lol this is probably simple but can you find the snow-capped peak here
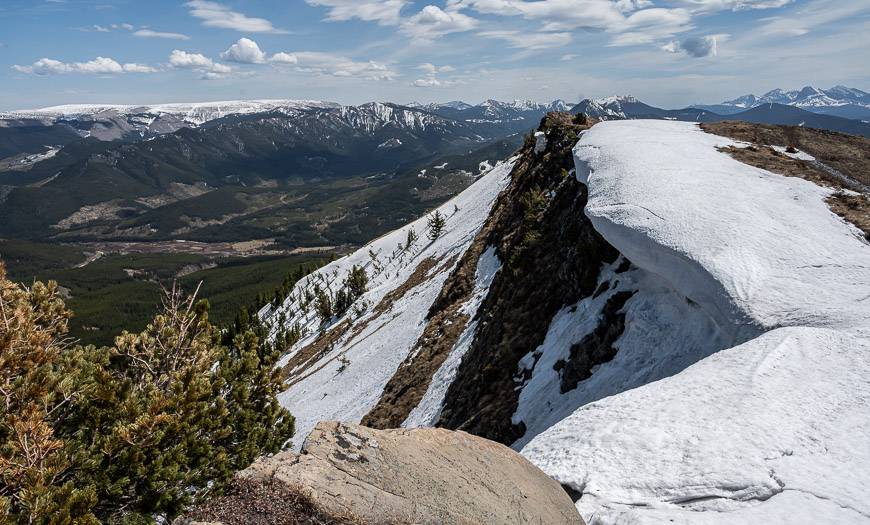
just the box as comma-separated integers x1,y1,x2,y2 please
718,85,870,111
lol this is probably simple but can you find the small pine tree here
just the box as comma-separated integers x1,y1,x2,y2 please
314,288,333,324
427,210,446,240
345,266,368,300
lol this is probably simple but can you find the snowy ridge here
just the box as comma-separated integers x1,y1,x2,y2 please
4,99,337,125
521,120,870,524
265,159,515,446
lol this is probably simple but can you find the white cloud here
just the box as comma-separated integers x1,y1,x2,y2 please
560,53,578,61
12,56,156,75
122,63,159,73
608,7,693,46
186,0,286,33
272,51,396,80
168,49,231,77
413,77,442,87
270,52,298,64
400,5,478,40
113,23,135,31
451,0,692,47
662,34,721,57
305,0,408,26
413,63,458,88
418,63,455,74
673,0,792,13
220,37,267,63
479,30,572,50
133,29,190,40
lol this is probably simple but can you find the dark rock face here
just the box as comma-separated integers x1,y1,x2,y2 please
436,113,619,444
555,290,635,394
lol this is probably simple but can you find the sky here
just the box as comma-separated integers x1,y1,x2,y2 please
0,0,868,111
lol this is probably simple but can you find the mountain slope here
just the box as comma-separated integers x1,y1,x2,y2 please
728,103,870,137
262,115,870,524
0,103,504,241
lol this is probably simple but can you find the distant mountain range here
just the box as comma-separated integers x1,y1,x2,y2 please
693,86,870,120
567,95,870,138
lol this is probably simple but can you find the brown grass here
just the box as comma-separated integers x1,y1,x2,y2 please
282,320,351,383
180,478,367,525
701,121,870,187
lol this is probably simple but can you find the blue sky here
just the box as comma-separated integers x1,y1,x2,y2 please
0,0,867,110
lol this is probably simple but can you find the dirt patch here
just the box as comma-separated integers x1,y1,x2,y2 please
828,192,870,239
436,113,620,444
180,477,364,525
282,320,351,384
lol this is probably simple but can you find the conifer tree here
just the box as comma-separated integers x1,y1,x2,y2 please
0,263,99,524
405,228,418,250
427,210,447,240
1,267,296,524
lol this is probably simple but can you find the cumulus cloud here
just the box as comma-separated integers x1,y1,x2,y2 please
662,34,722,57
413,63,458,88
13,57,154,74
12,57,157,75
133,29,190,40
220,37,267,63
186,0,286,33
168,49,232,77
479,30,572,50
400,5,478,40
305,0,408,26
270,52,298,64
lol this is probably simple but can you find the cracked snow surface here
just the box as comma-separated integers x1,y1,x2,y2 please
521,121,870,524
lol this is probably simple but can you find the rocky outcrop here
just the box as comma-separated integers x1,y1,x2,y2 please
437,113,618,444
187,421,584,525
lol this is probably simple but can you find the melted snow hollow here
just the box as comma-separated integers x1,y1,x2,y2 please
521,120,870,524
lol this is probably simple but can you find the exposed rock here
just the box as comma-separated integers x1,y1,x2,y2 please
229,421,585,525
438,113,617,444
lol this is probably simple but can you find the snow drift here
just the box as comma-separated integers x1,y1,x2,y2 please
522,120,870,524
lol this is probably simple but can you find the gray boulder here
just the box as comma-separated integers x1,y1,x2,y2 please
237,421,584,525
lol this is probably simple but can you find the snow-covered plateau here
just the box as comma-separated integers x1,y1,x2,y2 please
264,118,869,524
